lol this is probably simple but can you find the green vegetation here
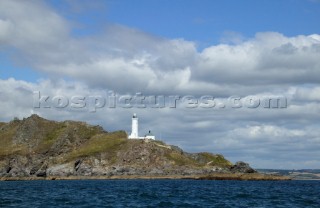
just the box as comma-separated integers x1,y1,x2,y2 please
43,123,67,143
76,124,102,140
0,115,235,172
199,152,233,167
36,122,104,154
0,123,21,157
165,152,233,167
0,122,7,128
152,140,166,145
166,152,199,166
67,131,128,160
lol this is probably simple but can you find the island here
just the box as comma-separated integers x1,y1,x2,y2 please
0,114,290,181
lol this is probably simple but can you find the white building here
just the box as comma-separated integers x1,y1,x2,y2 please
144,130,155,140
128,113,155,140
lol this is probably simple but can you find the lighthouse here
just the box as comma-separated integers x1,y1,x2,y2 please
128,113,139,139
128,113,155,140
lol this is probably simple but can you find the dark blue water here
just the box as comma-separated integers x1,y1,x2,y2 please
0,180,319,207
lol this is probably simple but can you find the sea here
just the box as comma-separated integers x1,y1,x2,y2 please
0,180,319,207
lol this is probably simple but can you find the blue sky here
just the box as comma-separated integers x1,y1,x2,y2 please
2,0,320,81
0,0,320,169
51,0,320,43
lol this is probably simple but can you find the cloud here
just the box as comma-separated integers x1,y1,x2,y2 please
195,32,320,86
0,0,319,169
293,86,320,101
1,1,320,96
220,31,245,44
0,0,69,48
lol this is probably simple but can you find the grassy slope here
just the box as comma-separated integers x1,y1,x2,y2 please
166,152,200,166
198,152,233,167
0,116,233,168
166,152,232,167
67,131,128,161
0,121,22,157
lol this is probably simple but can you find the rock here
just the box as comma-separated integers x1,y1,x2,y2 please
75,162,92,176
47,164,73,176
170,145,183,153
91,166,108,176
29,166,39,175
7,167,29,177
0,115,252,179
149,168,164,175
230,161,256,173
74,159,82,171
4,156,30,177
36,170,47,177
6,166,12,174
0,166,9,176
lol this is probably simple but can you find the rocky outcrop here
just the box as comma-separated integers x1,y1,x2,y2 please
229,161,257,173
0,115,267,180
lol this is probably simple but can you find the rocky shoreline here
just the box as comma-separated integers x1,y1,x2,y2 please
0,115,291,182
0,173,291,181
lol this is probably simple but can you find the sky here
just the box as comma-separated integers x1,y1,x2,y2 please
0,0,320,169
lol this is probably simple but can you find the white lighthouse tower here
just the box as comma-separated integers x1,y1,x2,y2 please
128,113,155,140
128,113,139,139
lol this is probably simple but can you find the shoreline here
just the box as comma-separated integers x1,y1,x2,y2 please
0,173,291,181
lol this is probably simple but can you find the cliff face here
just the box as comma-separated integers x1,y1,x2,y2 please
0,115,252,178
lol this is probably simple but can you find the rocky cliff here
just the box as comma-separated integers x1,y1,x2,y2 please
0,115,263,180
